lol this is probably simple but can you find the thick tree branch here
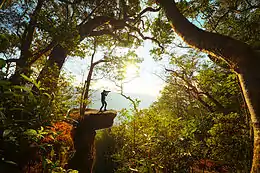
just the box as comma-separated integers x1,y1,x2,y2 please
194,93,215,112
158,0,256,70
93,59,108,66
16,7,29,39
90,40,97,65
199,91,225,110
79,6,162,41
31,41,57,65
78,0,106,26
21,0,44,53
134,7,161,19
79,16,115,39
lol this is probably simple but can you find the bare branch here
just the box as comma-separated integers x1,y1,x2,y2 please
126,24,164,50
118,83,139,113
135,7,161,19
210,10,230,32
166,68,226,112
152,72,167,82
90,40,97,65
93,59,108,66
5,59,19,63
171,42,191,49
128,34,141,44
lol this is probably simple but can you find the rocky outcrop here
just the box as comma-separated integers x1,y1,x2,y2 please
68,109,117,173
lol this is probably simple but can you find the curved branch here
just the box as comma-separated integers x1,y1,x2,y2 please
126,24,164,50
158,0,256,70
121,92,139,113
134,7,161,19
79,6,161,46
165,68,225,112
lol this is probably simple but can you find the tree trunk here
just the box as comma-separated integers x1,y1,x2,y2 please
10,0,44,85
33,44,67,94
34,16,111,94
80,65,94,116
238,66,260,172
80,57,107,116
158,0,260,171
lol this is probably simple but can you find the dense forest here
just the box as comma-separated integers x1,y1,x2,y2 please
0,0,259,172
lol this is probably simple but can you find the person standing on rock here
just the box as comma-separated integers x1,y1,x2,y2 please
100,90,110,111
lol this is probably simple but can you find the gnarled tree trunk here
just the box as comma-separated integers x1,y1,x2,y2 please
33,44,67,93
158,0,260,172
10,0,44,85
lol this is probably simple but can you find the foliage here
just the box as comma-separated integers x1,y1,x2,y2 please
94,52,252,172
0,72,77,171
0,0,257,172
94,129,117,173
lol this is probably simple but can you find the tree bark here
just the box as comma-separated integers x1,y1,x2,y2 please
33,44,67,93
158,0,260,171
80,58,107,116
80,65,94,116
10,0,44,85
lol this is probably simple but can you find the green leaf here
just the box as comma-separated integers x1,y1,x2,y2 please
24,129,37,136
0,58,6,69
3,129,12,138
43,92,51,99
20,74,33,83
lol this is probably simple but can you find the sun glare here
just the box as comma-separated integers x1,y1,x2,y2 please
125,64,139,79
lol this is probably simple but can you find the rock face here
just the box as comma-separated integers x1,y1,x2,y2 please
68,110,117,173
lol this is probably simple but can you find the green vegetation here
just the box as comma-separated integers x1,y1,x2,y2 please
0,0,259,172
95,52,252,172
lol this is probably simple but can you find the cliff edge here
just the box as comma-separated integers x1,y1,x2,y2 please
68,109,117,173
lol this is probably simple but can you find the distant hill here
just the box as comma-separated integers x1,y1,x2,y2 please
89,90,157,110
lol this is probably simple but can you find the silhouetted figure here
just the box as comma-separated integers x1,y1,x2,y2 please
100,90,110,111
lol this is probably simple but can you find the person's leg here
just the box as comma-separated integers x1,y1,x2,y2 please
104,101,107,111
100,101,104,111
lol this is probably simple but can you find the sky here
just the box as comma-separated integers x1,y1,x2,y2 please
63,40,170,109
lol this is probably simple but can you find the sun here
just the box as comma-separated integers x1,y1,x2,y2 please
125,64,139,79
